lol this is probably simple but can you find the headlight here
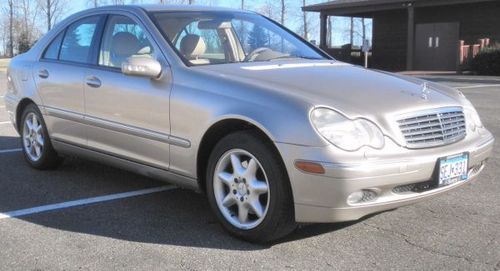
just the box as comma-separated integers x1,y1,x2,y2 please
310,108,385,151
465,107,483,131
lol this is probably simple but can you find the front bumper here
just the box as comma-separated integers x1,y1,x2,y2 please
276,131,495,223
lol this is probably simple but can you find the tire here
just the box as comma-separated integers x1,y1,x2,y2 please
206,130,296,243
20,103,62,169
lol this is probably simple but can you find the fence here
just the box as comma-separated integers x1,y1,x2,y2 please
459,38,490,66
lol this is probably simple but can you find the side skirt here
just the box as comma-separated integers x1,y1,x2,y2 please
52,140,200,191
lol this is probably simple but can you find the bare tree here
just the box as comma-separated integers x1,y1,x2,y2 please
361,17,366,43
0,21,6,57
7,0,15,57
19,0,40,45
302,0,308,40
38,0,67,31
0,19,6,56
90,0,96,7
89,0,102,7
109,0,126,4
350,18,372,46
158,0,196,4
258,1,275,21
1,0,38,57
349,17,354,46
280,0,285,25
327,16,332,48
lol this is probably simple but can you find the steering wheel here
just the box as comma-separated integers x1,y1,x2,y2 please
244,47,272,62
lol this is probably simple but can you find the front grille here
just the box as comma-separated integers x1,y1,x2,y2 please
393,181,435,194
398,108,466,148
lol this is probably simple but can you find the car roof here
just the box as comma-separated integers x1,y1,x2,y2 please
89,4,254,14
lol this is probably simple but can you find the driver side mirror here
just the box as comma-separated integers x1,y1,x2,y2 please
121,57,162,79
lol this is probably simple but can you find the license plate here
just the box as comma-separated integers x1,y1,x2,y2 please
438,153,469,186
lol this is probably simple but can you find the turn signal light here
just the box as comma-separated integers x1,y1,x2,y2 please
294,161,325,174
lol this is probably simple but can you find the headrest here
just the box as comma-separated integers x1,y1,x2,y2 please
180,34,206,59
111,32,141,56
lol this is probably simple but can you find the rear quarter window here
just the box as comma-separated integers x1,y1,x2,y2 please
43,32,64,60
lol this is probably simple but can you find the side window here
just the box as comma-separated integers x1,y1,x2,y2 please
43,32,64,60
99,15,154,68
60,16,100,64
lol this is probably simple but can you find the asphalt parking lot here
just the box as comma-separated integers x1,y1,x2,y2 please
0,72,499,270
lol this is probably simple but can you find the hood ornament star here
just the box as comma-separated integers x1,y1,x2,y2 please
421,82,431,100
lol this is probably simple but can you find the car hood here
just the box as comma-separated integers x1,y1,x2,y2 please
195,60,467,137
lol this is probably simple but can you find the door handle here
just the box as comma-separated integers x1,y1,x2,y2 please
85,76,101,88
38,69,49,79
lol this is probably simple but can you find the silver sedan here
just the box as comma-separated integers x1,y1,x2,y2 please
4,5,494,242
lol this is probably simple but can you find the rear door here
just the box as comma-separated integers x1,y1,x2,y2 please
34,15,104,145
83,13,172,169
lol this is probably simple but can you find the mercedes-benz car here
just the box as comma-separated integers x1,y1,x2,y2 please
4,5,494,242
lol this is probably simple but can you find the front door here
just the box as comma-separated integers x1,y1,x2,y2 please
415,22,459,71
84,14,172,170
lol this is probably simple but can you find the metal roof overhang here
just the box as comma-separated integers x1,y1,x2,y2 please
302,0,497,16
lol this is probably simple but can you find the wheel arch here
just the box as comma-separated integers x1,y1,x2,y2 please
15,98,37,132
196,117,287,194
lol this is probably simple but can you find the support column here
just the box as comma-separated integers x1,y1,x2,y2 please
406,5,415,70
320,12,327,49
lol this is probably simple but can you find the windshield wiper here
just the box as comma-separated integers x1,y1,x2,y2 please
268,55,323,61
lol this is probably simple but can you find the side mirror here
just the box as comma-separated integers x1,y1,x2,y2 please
121,57,162,79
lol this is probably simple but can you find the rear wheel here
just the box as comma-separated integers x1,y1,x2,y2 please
206,131,296,242
20,104,62,169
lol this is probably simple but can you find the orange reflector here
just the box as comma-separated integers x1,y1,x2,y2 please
294,161,325,174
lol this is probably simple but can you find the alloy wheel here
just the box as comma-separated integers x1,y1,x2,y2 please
22,112,45,162
213,149,270,230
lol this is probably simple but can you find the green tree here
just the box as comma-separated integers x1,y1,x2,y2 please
17,31,32,54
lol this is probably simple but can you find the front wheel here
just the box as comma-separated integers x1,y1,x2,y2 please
206,131,296,242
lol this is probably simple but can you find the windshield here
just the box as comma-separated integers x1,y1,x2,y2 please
150,11,328,66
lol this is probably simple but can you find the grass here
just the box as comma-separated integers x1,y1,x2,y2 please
0,58,11,72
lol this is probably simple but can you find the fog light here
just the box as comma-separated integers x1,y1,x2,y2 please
347,190,378,204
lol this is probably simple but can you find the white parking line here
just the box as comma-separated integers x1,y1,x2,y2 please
0,185,176,220
457,84,500,89
0,148,22,154
0,121,12,125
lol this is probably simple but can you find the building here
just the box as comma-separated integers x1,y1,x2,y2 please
303,0,500,71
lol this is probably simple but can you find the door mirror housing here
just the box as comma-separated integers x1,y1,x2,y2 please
121,57,162,79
